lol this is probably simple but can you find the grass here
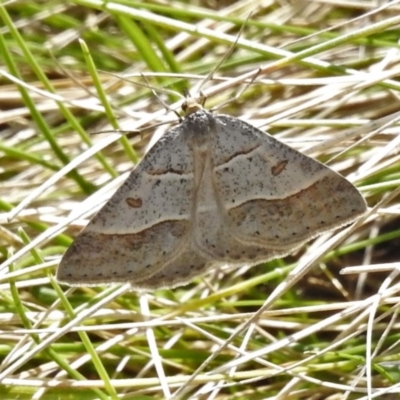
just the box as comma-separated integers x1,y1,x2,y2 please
1,0,400,399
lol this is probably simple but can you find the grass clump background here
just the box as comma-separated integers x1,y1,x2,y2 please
1,0,400,399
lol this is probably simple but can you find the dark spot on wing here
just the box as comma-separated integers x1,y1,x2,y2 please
126,197,143,208
271,160,288,176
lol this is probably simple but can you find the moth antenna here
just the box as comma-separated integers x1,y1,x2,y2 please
100,69,185,99
139,72,183,121
92,70,188,136
196,12,253,98
210,68,262,113
100,69,185,121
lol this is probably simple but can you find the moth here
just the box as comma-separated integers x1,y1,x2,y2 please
57,99,367,290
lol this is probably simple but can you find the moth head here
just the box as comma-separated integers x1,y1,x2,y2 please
181,89,206,116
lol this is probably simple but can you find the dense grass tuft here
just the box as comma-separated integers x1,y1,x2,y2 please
1,1,400,399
